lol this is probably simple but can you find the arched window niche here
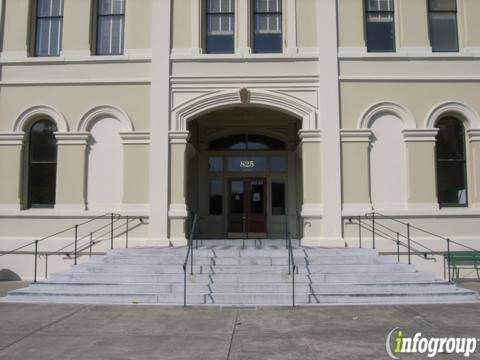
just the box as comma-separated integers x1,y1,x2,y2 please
435,116,468,207
27,119,58,208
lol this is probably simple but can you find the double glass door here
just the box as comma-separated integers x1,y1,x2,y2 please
228,178,266,236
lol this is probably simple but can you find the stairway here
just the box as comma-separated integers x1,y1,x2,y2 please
2,243,478,305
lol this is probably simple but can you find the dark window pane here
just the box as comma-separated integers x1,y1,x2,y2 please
435,117,467,207
96,0,124,55
209,179,223,215
366,0,394,11
270,156,286,171
247,134,285,150
28,119,58,207
209,135,246,150
230,181,244,214
366,15,395,52
208,134,285,150
253,0,282,53
436,118,465,160
428,0,456,11
250,180,264,214
208,157,223,172
429,13,458,52
205,0,234,53
35,0,63,56
271,181,285,215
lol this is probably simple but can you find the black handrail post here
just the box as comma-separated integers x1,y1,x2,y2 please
45,255,48,279
447,238,451,282
407,223,411,265
242,214,246,249
372,213,376,249
183,264,187,307
110,213,114,250
34,240,38,283
358,216,362,248
285,215,288,249
74,224,78,265
292,264,296,308
126,215,129,249
288,240,291,275
190,239,194,276
396,232,400,263
89,232,93,257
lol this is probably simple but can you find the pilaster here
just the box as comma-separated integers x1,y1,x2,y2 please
467,129,480,207
0,133,24,211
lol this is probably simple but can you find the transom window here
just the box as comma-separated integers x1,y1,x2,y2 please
96,0,125,55
205,0,235,54
35,0,63,57
27,119,58,208
208,134,285,151
365,0,395,52
253,0,283,53
435,117,467,207
428,0,458,52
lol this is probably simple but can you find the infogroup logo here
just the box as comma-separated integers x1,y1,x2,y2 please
386,327,478,359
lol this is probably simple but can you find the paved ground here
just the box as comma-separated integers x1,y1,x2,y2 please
0,281,479,360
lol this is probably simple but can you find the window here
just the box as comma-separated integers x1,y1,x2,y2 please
208,157,224,172
208,134,285,151
35,0,63,56
27,119,58,208
435,117,467,207
253,0,282,53
271,180,285,215
205,0,235,54
365,0,395,52
209,179,224,215
428,0,458,52
96,0,125,55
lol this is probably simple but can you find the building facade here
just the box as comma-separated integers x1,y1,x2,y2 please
1,0,480,278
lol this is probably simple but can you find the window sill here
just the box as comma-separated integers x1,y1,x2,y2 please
170,48,319,61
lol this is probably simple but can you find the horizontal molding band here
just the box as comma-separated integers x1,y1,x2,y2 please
171,75,319,85
0,78,151,86
340,75,480,82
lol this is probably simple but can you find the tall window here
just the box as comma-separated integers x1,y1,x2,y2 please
435,117,467,207
27,120,58,208
96,0,125,55
253,0,282,53
35,0,63,56
428,0,458,52
365,0,395,52
205,0,235,54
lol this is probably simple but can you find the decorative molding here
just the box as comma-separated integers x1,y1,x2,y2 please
0,78,151,86
340,129,372,143
172,89,317,131
60,50,91,58
342,203,372,213
359,102,416,129
54,132,90,145
298,129,321,143
340,75,480,82
122,48,153,58
467,129,480,142
0,132,24,145
54,204,87,211
338,52,480,60
78,105,134,132
168,203,188,218
171,48,203,57
402,129,439,142
239,88,250,104
168,130,190,144
0,54,151,65
14,105,69,132
425,101,480,129
300,204,323,218
119,132,151,145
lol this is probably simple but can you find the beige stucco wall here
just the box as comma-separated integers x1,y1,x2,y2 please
341,142,370,205
172,0,191,49
125,0,152,51
463,0,480,48
0,143,22,206
62,0,91,53
55,144,87,206
0,85,150,131
397,0,429,49
296,0,317,48
404,141,437,204
340,81,480,129
337,0,365,48
123,144,150,204
2,0,29,54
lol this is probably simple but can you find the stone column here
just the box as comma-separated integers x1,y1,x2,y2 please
61,0,91,57
340,130,372,213
298,130,322,246
168,131,190,245
0,133,24,210
397,0,431,54
402,129,439,211
54,133,90,211
120,132,150,211
467,129,480,207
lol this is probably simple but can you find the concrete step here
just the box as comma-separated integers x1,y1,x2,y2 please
211,293,309,305
49,272,212,284
311,272,436,283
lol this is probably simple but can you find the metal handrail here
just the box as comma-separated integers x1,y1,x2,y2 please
183,212,198,307
287,230,296,308
356,212,480,282
0,213,147,282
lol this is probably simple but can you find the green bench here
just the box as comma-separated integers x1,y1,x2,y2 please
444,251,480,282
